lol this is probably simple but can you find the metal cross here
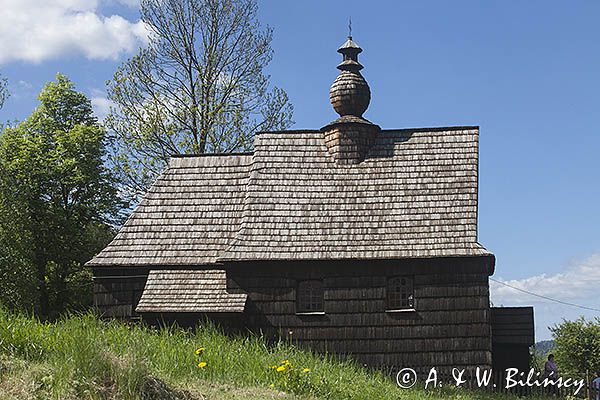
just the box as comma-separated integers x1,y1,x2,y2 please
348,17,352,38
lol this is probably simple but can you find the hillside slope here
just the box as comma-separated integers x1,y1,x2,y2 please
0,310,552,400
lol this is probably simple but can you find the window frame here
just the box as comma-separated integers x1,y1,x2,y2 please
385,276,415,312
296,280,325,315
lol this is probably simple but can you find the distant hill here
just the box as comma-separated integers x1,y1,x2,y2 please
534,340,555,356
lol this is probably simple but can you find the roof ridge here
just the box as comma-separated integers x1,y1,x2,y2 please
170,151,254,158
381,126,479,133
254,126,480,136
255,129,321,135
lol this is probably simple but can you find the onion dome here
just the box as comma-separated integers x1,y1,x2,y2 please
321,35,380,165
329,36,371,117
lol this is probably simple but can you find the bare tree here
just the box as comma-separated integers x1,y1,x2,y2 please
0,74,8,110
107,0,293,196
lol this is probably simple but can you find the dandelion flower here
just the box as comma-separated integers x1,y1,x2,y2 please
195,347,205,355
270,365,277,369
302,368,310,373
198,361,207,369
276,366,286,373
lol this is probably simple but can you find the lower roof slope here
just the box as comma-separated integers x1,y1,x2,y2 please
135,269,247,313
87,155,252,267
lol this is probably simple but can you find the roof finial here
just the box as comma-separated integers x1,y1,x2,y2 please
336,34,363,72
348,17,352,39
330,35,370,117
323,35,379,164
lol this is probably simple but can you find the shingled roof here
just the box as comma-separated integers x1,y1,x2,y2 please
87,126,491,267
87,154,252,267
135,270,247,313
221,127,490,261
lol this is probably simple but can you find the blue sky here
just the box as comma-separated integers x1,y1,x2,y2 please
1,1,599,340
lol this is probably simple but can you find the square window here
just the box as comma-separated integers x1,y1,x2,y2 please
386,276,414,310
297,280,324,313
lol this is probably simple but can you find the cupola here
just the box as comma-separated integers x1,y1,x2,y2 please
321,35,380,165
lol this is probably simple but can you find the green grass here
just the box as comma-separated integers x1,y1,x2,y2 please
0,309,556,400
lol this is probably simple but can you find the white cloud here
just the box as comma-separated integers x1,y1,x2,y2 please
17,80,33,89
113,0,140,7
90,88,113,121
0,0,148,64
491,253,600,304
490,253,600,340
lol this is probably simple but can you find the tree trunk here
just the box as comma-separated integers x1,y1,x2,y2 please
35,252,49,319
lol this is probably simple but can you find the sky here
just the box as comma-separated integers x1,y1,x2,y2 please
0,0,599,341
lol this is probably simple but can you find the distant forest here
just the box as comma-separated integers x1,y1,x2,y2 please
534,340,555,356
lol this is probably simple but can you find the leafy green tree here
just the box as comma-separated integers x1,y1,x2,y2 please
107,0,293,196
551,317,600,377
0,197,37,312
0,74,122,317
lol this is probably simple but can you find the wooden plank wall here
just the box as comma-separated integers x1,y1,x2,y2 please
227,257,493,371
490,307,534,373
491,307,534,345
92,267,149,319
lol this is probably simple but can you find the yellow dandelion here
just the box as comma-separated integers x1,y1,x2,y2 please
197,361,207,369
270,365,277,369
195,347,205,355
302,368,310,373
276,366,286,373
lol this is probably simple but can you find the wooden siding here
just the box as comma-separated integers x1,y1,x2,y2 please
491,307,534,345
227,257,492,370
93,268,149,319
94,258,496,371
490,307,534,373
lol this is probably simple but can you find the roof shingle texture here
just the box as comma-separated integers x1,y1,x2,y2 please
135,269,247,313
88,127,491,267
220,128,490,261
87,155,252,266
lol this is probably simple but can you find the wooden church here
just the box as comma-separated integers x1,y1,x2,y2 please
88,36,534,372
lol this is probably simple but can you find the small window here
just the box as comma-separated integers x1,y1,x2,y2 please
386,276,414,310
297,280,324,313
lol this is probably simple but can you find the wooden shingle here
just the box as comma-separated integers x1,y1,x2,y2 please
135,269,247,313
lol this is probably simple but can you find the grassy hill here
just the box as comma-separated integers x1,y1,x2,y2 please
0,309,554,400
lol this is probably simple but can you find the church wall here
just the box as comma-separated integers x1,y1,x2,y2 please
91,257,495,372
92,267,149,319
227,257,494,371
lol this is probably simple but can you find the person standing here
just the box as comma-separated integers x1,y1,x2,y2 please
544,354,559,377
592,372,600,400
